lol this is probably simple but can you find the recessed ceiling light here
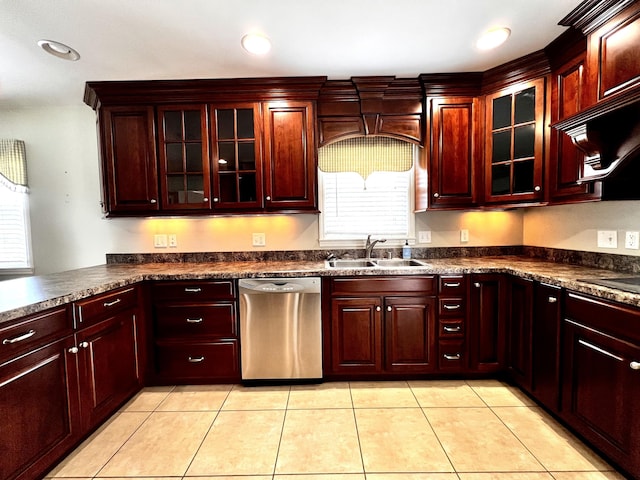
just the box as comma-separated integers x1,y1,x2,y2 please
37,39,80,61
241,33,271,55
476,27,511,50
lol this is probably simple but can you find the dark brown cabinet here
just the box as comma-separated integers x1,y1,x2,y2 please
562,291,640,478
437,275,468,372
506,276,534,391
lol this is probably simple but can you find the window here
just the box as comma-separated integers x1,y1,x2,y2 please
318,137,415,247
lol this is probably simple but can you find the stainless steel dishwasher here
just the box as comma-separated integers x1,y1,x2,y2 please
238,277,322,381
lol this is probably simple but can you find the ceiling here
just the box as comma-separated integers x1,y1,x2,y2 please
0,0,585,109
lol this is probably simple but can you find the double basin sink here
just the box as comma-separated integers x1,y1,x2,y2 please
326,258,431,269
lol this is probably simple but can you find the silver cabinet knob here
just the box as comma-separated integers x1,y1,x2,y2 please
534,186,541,192
213,197,219,202
266,196,271,201
433,193,440,198
68,346,79,354
631,361,640,370
474,282,480,288
387,306,392,312
150,199,157,204
203,197,209,202
376,306,381,312
79,341,89,348
548,296,557,303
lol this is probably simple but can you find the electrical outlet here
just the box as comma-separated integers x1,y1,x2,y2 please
597,230,618,249
418,230,432,243
625,231,640,250
168,234,177,248
252,233,266,247
460,229,469,243
153,234,168,248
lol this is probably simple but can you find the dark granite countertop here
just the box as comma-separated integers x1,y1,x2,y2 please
1,256,640,325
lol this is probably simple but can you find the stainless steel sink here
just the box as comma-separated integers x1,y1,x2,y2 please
326,259,377,268
374,258,429,267
325,258,430,269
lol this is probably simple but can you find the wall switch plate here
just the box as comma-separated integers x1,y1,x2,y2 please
597,230,618,249
418,230,432,243
252,232,266,247
460,229,469,243
153,234,168,248
625,231,640,250
168,234,177,248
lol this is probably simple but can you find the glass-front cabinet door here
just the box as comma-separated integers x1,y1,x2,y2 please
210,103,263,210
157,105,211,210
484,78,545,204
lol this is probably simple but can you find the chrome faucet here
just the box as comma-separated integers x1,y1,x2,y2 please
365,234,387,259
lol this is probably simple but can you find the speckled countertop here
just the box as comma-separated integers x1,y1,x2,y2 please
1,256,640,325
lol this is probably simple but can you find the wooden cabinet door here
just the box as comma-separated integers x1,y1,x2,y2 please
100,106,159,214
427,97,481,208
0,336,80,480
507,277,534,391
562,318,640,478
469,274,507,372
484,78,545,204
157,105,211,210
263,101,317,210
531,283,561,412
330,297,383,374
76,310,140,430
384,296,436,373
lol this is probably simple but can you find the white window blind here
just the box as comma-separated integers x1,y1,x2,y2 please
0,176,32,271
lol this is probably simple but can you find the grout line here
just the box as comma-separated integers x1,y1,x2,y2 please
271,385,292,478
349,381,368,476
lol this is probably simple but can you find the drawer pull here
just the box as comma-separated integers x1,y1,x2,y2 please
630,361,640,370
443,325,461,333
443,304,461,310
443,353,461,360
578,339,624,362
103,298,121,308
184,287,202,293
186,317,204,324
188,356,205,363
3,329,36,345
443,282,461,288
548,296,557,303
68,346,79,354
79,341,89,348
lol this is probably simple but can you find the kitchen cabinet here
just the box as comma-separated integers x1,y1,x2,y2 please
468,274,507,372
437,275,468,372
151,280,240,383
506,276,534,391
0,307,79,480
484,78,546,204
562,291,640,479
99,106,159,214
324,276,437,377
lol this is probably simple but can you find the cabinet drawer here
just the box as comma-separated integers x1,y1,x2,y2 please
439,319,464,338
439,340,467,371
331,276,436,296
152,281,235,302
439,275,467,295
439,298,465,316
155,341,239,381
74,286,138,328
0,307,71,363
155,304,237,338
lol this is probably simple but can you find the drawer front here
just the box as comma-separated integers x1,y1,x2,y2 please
155,341,239,381
74,286,138,328
439,298,465,317
439,275,467,295
0,307,71,363
439,340,467,371
439,319,464,338
331,276,436,296
155,304,237,338
152,281,236,302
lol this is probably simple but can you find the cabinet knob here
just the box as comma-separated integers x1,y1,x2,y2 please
150,199,157,204
68,346,79,354
79,341,89,348
266,196,271,201
376,306,381,312
387,306,392,312
534,186,541,192
213,197,219,203
433,193,440,198
203,197,209,202
548,296,557,303
631,361,640,370
474,282,481,288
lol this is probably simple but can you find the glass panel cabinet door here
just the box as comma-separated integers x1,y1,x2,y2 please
157,105,210,210
210,103,263,210
485,79,545,204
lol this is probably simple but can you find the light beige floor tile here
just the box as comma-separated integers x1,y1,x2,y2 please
367,474,460,480
458,474,554,479
550,473,628,480
356,408,453,473
187,409,285,475
408,380,485,407
466,380,535,407
276,409,363,474
350,381,418,408
47,412,149,477
156,384,232,411
493,406,612,472
288,381,353,409
425,407,544,472
97,411,215,477
121,386,175,411
221,384,290,410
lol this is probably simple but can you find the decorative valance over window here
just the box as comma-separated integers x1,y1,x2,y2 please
0,139,28,187
318,136,413,180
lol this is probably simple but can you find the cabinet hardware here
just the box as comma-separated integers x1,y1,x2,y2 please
186,318,204,323
443,304,461,310
150,199,157,204
184,287,202,293
631,361,640,370
376,306,381,312
213,197,219,202
203,197,209,202
443,282,461,287
103,298,121,307
79,341,89,348
2,329,36,345
474,282,480,288
387,306,392,312
188,356,205,363
578,339,624,361
534,186,541,192
266,196,271,201
548,296,557,303
433,192,439,198
68,346,79,354
443,353,461,360
443,325,461,332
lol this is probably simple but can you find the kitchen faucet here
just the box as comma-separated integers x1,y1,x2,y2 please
365,234,387,259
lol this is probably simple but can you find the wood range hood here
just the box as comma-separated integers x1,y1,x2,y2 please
553,0,640,184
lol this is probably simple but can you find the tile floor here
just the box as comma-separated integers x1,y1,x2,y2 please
46,379,628,480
